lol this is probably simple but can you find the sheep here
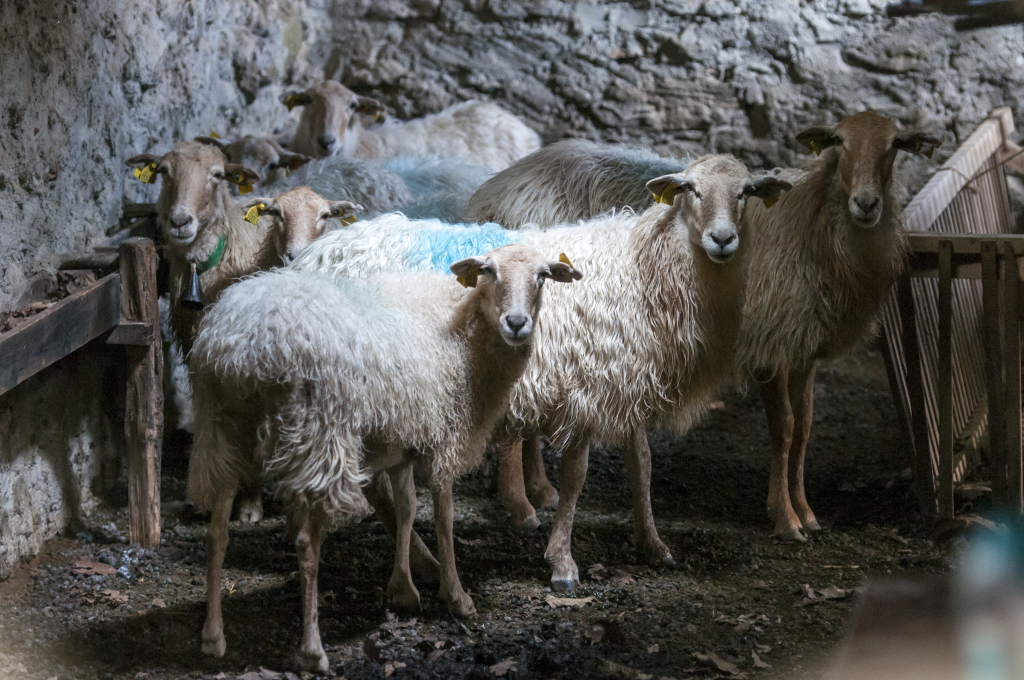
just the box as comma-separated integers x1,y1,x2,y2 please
282,80,541,171
187,246,582,671
735,111,940,542
290,155,792,590
193,135,312,185
465,138,688,227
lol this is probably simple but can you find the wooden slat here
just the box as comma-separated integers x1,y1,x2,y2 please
981,242,1006,505
908,232,1024,255
896,277,935,515
1004,241,1023,515
0,274,121,397
58,252,120,272
937,240,954,519
106,322,156,346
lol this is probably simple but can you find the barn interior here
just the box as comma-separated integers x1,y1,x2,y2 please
3,1,1024,679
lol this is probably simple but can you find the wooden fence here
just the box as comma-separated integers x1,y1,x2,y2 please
880,107,1024,519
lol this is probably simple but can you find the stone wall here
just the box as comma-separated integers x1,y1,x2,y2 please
1,0,1022,577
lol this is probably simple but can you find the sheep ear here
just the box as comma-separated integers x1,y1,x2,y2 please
355,96,386,121
450,256,487,288
646,174,692,206
126,154,163,184
329,201,361,225
795,126,842,156
744,176,793,209
126,153,162,168
546,259,583,283
194,136,228,150
893,131,941,160
278,151,312,171
223,164,260,194
280,90,313,111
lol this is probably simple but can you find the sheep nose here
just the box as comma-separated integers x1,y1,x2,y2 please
710,231,736,248
318,134,336,149
505,313,529,334
854,195,880,214
169,208,193,229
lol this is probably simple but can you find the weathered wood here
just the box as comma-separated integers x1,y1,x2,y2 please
119,238,163,548
0,274,121,397
897,277,935,516
1003,241,1023,515
121,203,158,220
908,232,1024,255
106,322,156,346
58,251,120,272
981,242,1006,505
937,240,954,520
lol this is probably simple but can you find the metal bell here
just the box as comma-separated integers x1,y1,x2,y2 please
179,262,204,310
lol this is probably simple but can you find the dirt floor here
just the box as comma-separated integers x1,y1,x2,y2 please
0,346,967,680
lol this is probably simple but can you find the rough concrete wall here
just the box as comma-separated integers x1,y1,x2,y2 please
1,0,1023,576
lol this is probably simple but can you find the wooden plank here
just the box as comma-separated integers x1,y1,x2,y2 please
58,252,120,272
981,242,1006,505
1004,241,1023,516
106,322,155,346
908,232,1024,255
897,277,935,516
119,238,163,548
937,240,954,520
0,274,121,397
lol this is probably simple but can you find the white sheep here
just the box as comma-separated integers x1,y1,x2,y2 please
187,246,581,671
194,134,312,185
736,111,940,542
465,138,689,227
290,155,792,591
282,80,541,171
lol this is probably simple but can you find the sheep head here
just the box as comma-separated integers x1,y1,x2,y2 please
281,80,386,158
127,142,259,249
795,110,940,227
195,135,311,185
240,187,360,264
647,155,791,264
450,244,582,347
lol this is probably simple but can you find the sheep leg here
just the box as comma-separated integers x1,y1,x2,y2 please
523,435,559,509
364,471,440,582
497,438,541,529
623,428,675,566
386,462,422,613
201,493,235,658
760,373,806,542
544,439,589,592
432,486,477,617
788,363,820,532
293,501,330,673
236,480,264,523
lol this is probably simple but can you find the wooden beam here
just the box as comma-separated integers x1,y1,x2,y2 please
908,232,1024,255
897,276,936,517
58,251,120,272
119,238,163,548
981,242,1007,506
1003,241,1023,516
106,322,156,346
0,274,120,397
937,240,954,520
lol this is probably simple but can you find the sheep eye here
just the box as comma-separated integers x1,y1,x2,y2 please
320,213,331,220
349,102,358,110
267,162,278,170
213,170,225,179
479,265,493,275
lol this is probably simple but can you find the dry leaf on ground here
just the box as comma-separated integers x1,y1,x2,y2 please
545,594,594,609
364,632,383,662
647,644,659,654
752,650,771,668
490,658,517,676
693,651,742,676
598,658,653,679
72,560,117,577
150,598,166,608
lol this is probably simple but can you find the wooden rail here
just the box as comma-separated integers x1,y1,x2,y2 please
880,107,1023,518
0,232,163,547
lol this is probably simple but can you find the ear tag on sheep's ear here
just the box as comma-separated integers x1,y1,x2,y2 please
654,185,676,205
559,252,575,269
762,196,779,209
231,172,254,195
209,131,221,139
243,203,265,224
282,94,304,111
134,162,157,184
339,215,357,226
456,268,479,288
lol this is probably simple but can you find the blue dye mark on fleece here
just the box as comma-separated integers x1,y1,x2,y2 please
406,222,521,272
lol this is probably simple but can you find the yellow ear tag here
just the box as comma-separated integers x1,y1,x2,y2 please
923,148,934,159
134,162,157,184
762,196,779,209
655,185,676,205
244,203,265,224
283,94,303,111
209,131,222,139
238,182,254,195
375,112,384,123
559,252,575,268
809,139,822,157
339,215,357,226
456,275,468,287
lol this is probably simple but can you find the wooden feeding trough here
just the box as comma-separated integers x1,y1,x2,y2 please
0,210,164,548
880,107,1024,519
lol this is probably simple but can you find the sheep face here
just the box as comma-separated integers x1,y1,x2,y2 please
450,244,582,347
241,187,360,264
647,156,792,264
195,135,311,185
128,142,259,248
282,80,386,157
795,111,940,228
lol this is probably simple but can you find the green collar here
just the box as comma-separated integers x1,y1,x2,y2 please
193,236,227,273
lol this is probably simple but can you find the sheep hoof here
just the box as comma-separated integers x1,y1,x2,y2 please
550,576,579,593
774,526,808,543
389,587,422,614
296,649,330,674
411,555,441,584
528,485,559,509
201,633,226,658
237,499,263,524
445,593,477,618
801,517,822,532
517,512,542,531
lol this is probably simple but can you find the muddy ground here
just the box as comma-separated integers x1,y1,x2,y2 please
0,346,966,680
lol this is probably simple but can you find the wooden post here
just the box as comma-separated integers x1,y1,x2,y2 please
119,238,163,547
1003,242,1023,515
981,242,1006,506
937,239,954,520
897,276,935,517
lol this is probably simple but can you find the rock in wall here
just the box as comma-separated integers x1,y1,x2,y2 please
1,0,1022,575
